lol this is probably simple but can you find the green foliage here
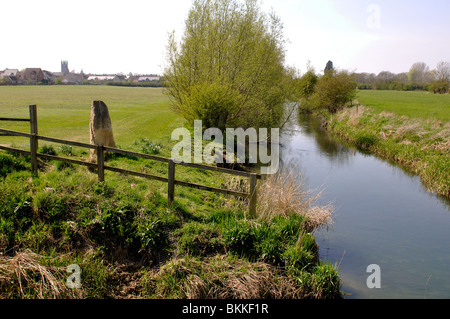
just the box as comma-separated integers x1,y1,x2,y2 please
222,214,307,266
165,0,293,129
309,70,356,113
298,70,318,100
428,80,449,94
311,263,342,298
181,82,241,130
283,245,315,274
174,222,223,256
354,131,378,149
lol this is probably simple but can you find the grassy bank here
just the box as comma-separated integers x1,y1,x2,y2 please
0,86,342,299
322,90,450,198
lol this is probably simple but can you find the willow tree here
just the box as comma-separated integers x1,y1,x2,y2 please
164,0,293,131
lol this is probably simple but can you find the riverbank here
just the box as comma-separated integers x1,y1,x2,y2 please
319,98,449,198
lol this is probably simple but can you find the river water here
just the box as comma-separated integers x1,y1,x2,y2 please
279,114,450,299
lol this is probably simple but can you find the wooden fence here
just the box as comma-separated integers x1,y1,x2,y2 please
0,105,260,216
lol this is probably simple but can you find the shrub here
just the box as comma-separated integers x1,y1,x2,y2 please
310,70,356,113
428,80,449,94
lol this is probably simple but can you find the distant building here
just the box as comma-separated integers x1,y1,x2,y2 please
324,60,334,73
42,70,57,85
0,69,19,85
18,68,45,84
61,73,84,85
138,75,160,82
1,69,19,77
61,61,69,75
87,75,118,82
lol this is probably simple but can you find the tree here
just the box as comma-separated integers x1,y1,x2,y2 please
164,0,292,131
435,61,450,82
297,66,318,100
408,62,430,84
309,70,356,113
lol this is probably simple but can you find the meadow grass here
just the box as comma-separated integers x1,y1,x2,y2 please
357,90,450,122
0,85,184,151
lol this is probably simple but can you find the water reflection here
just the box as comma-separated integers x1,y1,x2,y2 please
278,112,450,299
281,113,353,168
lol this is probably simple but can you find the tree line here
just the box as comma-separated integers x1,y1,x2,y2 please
354,61,450,94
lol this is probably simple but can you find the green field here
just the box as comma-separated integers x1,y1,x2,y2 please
0,85,184,150
356,90,450,122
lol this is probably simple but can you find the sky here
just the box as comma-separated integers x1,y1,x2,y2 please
1,0,449,75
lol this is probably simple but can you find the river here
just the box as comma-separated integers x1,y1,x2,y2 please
279,114,450,299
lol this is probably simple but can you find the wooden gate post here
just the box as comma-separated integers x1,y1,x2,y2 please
29,105,38,176
168,159,175,207
249,173,257,218
97,145,105,182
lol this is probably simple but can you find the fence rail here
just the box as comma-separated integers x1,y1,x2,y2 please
0,105,260,216
0,115,31,136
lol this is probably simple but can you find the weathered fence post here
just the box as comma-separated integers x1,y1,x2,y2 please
97,145,105,182
249,173,257,218
29,105,38,176
168,159,175,207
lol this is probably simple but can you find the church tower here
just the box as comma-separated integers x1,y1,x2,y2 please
61,61,69,75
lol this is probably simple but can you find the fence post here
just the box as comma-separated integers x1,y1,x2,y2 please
168,159,175,207
249,173,257,218
97,145,105,182
29,105,38,176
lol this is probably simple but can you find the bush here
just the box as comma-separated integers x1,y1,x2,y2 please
298,71,318,100
429,80,449,94
307,70,356,113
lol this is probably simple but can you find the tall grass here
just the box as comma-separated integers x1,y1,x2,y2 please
256,166,333,231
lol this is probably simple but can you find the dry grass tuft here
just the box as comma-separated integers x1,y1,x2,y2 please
149,255,311,299
337,104,366,126
256,166,333,230
0,249,82,299
395,121,426,139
